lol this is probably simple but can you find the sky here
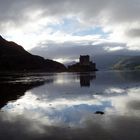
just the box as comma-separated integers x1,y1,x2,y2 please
0,0,140,62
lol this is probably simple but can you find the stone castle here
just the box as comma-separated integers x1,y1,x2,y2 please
68,55,97,72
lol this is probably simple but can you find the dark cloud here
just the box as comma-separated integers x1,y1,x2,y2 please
1,0,140,28
126,28,140,38
30,41,127,60
105,0,140,23
0,1,28,24
1,0,140,56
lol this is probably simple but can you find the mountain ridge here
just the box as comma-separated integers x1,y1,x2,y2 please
0,35,66,72
113,56,140,70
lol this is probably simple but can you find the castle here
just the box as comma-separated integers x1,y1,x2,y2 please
80,55,90,65
68,55,97,72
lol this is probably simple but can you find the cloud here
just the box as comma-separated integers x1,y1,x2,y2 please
1,78,140,140
30,41,128,61
0,0,140,57
104,46,124,52
126,28,140,38
0,0,140,25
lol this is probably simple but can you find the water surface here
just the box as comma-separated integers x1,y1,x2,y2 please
0,71,140,140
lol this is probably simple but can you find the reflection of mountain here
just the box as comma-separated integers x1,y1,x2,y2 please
80,73,96,87
0,81,45,109
116,71,140,82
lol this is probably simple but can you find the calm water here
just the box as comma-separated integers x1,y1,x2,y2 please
0,71,140,140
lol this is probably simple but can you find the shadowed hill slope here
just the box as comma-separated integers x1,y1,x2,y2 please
113,56,140,70
0,36,66,72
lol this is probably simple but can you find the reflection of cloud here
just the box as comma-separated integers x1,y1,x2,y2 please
105,87,140,117
127,100,140,110
105,88,126,94
1,72,140,140
1,83,140,139
1,104,140,140
3,85,140,126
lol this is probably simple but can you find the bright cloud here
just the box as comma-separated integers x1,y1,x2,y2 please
0,0,140,60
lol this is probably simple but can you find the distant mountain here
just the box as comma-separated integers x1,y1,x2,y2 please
91,54,131,70
113,56,140,70
0,35,66,72
64,61,77,67
91,54,140,70
91,54,123,70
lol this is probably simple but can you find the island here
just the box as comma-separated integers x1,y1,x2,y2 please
68,55,98,72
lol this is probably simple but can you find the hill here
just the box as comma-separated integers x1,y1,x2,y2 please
0,35,66,72
92,54,123,70
91,54,140,70
113,56,140,70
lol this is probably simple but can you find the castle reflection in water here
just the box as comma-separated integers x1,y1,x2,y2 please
79,73,96,87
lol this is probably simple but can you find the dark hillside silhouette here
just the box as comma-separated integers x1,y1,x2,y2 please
0,35,66,72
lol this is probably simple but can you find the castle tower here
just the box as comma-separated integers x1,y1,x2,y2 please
79,55,90,65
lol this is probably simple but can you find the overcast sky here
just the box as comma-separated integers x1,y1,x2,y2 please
0,0,140,62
